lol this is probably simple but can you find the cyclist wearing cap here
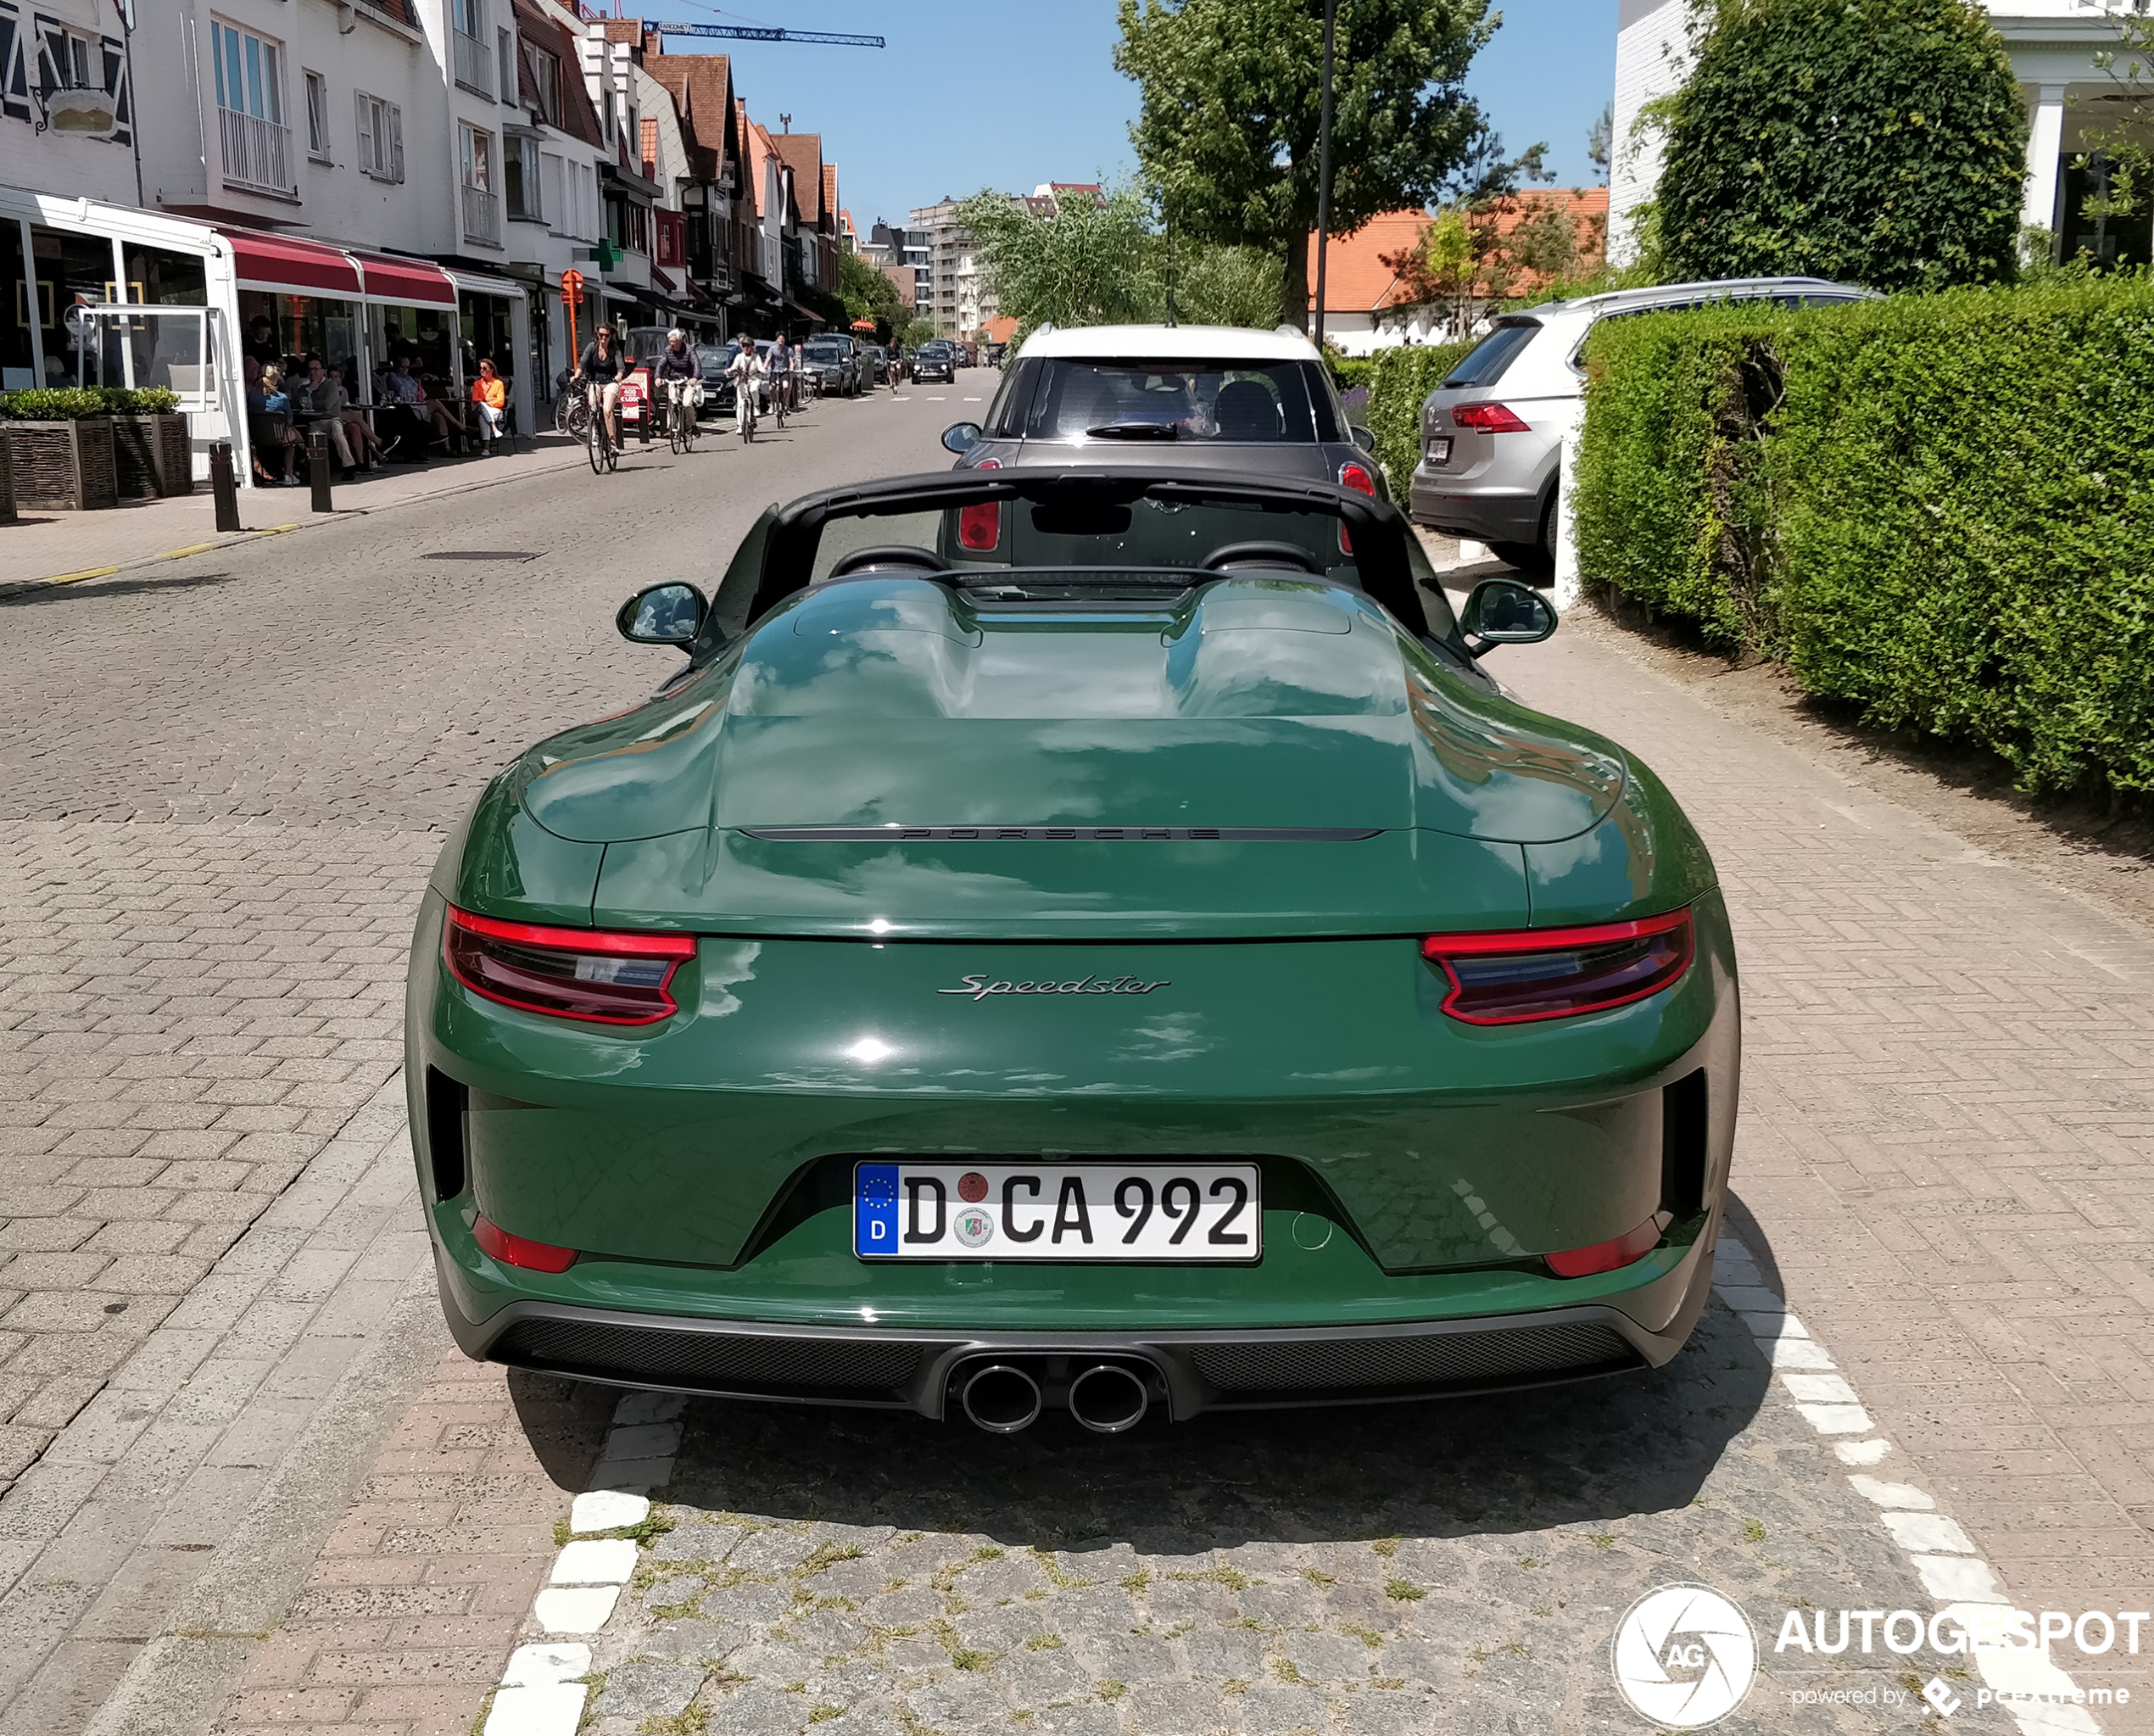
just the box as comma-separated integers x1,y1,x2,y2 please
653,328,700,439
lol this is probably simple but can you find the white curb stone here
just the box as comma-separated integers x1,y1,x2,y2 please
500,1643,591,1685
1793,1402,1873,1434
571,1490,650,1533
532,1586,622,1633
550,1538,639,1584
482,1683,587,1736
1847,1476,1934,1510
1909,1552,2007,1603
1833,1438,1893,1466
1881,1512,1976,1555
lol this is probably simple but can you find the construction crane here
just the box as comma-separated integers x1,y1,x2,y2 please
636,19,884,48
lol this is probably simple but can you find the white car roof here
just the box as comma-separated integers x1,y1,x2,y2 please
1014,323,1323,363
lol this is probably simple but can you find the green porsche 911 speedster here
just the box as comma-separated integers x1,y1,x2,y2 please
404,465,1738,1435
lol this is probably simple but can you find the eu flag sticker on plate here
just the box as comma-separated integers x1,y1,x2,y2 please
855,1163,901,1257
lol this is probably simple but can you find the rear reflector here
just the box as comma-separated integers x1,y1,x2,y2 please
959,457,1002,550
1453,402,1531,433
1545,1218,1661,1278
1420,909,1694,1024
444,906,695,1026
473,1213,578,1273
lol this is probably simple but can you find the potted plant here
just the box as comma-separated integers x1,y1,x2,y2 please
0,388,118,511
103,387,190,498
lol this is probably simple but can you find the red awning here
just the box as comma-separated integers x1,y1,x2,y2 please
220,226,362,298
349,250,456,307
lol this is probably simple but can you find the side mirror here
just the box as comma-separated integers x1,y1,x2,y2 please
941,421,983,455
617,582,706,649
1459,577,1557,656
1349,425,1376,452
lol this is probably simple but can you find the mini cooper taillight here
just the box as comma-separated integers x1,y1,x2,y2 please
1453,402,1531,433
473,1213,578,1273
1336,460,1376,553
959,457,1002,549
1420,910,1694,1025
1545,1217,1661,1278
444,907,695,1025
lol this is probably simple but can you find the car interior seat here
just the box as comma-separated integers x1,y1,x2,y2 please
1214,379,1281,441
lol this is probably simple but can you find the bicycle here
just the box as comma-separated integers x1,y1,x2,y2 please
734,377,759,444
663,382,698,455
555,371,591,441
585,384,619,474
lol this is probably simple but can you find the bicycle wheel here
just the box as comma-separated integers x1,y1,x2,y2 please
668,404,684,455
587,415,604,475
604,425,619,472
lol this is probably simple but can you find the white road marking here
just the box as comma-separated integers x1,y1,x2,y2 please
963,395,982,401
927,394,947,400
483,1393,686,1730
1714,1236,2100,1735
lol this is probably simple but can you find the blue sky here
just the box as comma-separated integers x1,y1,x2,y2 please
634,0,1618,232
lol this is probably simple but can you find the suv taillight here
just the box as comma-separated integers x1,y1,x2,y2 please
1454,402,1531,433
444,907,695,1025
958,457,1002,550
1420,910,1694,1024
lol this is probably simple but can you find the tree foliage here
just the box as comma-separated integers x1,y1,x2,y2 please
1115,0,1496,326
838,249,904,338
1655,0,2027,291
957,186,1298,341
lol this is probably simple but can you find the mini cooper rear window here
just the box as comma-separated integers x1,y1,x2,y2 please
1014,360,1338,444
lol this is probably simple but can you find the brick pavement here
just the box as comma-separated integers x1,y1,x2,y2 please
0,436,590,600
212,1354,611,1736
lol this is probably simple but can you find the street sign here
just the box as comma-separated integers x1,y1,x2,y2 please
560,268,585,300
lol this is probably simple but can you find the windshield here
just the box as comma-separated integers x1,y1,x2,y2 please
803,343,845,361
1008,360,1337,444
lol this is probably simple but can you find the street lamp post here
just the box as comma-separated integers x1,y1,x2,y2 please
1313,0,1336,350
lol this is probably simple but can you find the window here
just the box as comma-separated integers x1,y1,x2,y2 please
355,90,402,182
451,0,485,36
605,195,648,256
304,70,329,159
572,161,597,241
542,151,567,234
522,42,561,126
459,123,492,191
42,24,92,88
505,136,541,221
496,27,514,108
211,20,282,124
0,5,27,126
449,0,489,94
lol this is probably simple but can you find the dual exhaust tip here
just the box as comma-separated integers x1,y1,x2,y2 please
958,1359,1151,1436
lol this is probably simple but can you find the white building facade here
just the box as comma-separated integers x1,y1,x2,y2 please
1609,0,2133,265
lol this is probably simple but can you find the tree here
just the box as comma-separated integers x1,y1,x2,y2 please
1116,0,1496,327
838,249,903,338
1655,0,2027,291
1587,101,1612,183
957,186,1157,342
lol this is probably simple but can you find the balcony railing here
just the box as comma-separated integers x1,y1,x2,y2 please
451,29,493,96
462,182,502,248
220,106,295,196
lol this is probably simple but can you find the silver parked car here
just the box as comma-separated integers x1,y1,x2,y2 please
1409,276,1875,572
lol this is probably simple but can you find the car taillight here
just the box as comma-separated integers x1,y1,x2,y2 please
1419,909,1694,1024
1336,461,1375,552
473,1213,578,1273
443,906,695,1026
1453,402,1531,433
958,457,1002,550
1545,1218,1661,1279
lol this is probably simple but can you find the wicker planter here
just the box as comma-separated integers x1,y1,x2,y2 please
109,411,193,499
4,418,118,511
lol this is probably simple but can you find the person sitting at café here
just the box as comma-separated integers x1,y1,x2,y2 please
468,359,507,456
299,354,358,479
245,356,301,487
381,354,467,452
244,315,280,368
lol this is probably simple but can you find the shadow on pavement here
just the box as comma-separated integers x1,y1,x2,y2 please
2,568,239,606
657,1295,1769,1558
507,1365,633,1490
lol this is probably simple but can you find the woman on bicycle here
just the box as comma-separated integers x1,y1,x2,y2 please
578,326,628,454
725,334,766,439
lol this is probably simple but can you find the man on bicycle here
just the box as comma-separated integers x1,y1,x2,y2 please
653,328,700,438
578,326,628,453
725,334,766,437
767,332,795,416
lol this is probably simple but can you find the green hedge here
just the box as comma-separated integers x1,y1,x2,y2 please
1573,281,2154,795
0,386,181,419
1328,356,1374,392
1366,339,1473,495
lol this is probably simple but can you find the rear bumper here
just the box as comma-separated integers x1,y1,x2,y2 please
1408,474,1543,541
434,1225,1716,1421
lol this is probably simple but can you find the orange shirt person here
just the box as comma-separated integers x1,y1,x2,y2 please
469,359,507,456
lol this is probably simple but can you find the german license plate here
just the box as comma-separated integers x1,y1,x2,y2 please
854,1162,1261,1263
1428,436,1453,465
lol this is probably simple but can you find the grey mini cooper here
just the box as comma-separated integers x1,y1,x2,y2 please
942,323,1387,502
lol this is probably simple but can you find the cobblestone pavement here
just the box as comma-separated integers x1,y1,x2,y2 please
580,1290,2001,1736
0,384,953,1733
